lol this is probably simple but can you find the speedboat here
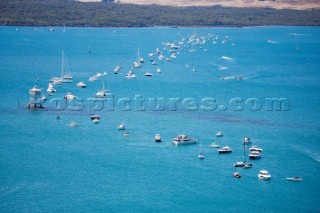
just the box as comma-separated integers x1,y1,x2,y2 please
123,132,130,137
172,134,198,145
258,170,271,180
68,122,78,127
64,92,77,100
243,137,251,144
286,177,303,181
198,153,205,159
216,131,223,137
249,151,261,159
209,142,220,148
118,123,125,130
47,83,56,93
218,146,232,154
145,72,153,77
233,172,241,178
77,82,87,88
155,133,161,142
248,146,263,152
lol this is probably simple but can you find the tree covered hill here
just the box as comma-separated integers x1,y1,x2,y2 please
1,0,319,27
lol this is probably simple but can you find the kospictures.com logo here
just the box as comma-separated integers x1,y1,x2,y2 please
45,95,290,113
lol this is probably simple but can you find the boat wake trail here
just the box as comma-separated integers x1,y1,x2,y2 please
293,145,320,164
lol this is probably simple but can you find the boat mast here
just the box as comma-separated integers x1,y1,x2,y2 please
61,50,64,77
243,141,246,163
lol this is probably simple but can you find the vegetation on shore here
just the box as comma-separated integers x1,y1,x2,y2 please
1,0,319,27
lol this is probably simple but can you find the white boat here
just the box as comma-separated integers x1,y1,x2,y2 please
144,72,153,77
233,172,241,178
47,83,56,93
134,49,141,68
93,118,100,124
118,123,125,130
68,122,78,127
113,65,121,74
156,68,161,73
198,140,205,159
123,132,130,137
234,141,252,168
96,78,109,98
90,114,100,120
198,153,205,159
209,142,220,148
243,137,251,144
125,70,136,79
258,170,271,180
249,151,261,159
29,84,37,94
216,131,223,137
52,78,61,85
286,177,303,181
172,134,198,145
89,76,97,82
77,82,87,88
154,133,161,142
60,50,73,83
217,146,232,154
248,146,263,152
64,92,77,100
151,61,157,65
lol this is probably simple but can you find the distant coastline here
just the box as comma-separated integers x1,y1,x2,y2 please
1,0,320,27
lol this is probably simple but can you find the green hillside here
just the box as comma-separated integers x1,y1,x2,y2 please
1,0,319,27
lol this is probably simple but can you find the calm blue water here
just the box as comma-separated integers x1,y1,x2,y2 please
0,26,320,212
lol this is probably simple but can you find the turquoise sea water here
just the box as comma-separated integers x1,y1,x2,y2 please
0,26,320,212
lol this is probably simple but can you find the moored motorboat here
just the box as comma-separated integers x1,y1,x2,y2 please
118,122,126,130
218,146,232,154
216,131,223,137
145,72,153,77
47,83,56,93
198,153,205,159
155,133,161,142
209,142,220,148
249,151,261,159
233,172,241,178
68,122,78,127
258,170,271,180
248,146,263,152
172,134,198,145
93,118,100,124
77,82,87,88
64,92,77,100
243,137,251,144
90,114,100,120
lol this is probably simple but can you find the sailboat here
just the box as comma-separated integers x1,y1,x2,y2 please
126,59,136,78
96,77,109,98
234,140,252,168
60,50,73,83
198,140,205,159
133,49,141,69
